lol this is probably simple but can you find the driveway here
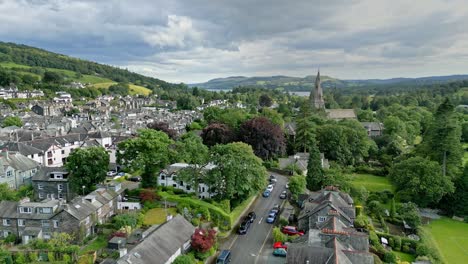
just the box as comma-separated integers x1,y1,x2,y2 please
220,172,288,264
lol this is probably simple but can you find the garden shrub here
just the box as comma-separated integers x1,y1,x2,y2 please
272,227,287,242
354,214,369,228
394,236,402,251
279,217,289,227
402,243,410,253
173,188,186,195
383,251,397,263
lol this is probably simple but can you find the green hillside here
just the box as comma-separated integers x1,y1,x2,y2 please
0,42,173,96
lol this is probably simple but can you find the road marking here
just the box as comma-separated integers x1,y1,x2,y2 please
258,217,263,224
255,225,273,264
228,234,239,250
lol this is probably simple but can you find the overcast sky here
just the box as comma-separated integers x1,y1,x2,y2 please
1,0,467,83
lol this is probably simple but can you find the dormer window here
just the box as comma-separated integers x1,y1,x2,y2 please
40,207,52,214
19,207,33,214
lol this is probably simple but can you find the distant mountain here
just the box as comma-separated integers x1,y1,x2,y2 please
191,74,468,91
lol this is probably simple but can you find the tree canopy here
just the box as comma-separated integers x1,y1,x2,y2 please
2,116,22,127
238,117,286,160
117,129,174,187
206,142,267,205
390,156,454,207
65,147,110,194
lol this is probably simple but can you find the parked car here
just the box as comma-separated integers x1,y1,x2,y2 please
217,250,231,263
266,184,274,192
279,191,287,199
263,190,271,197
246,212,256,223
273,248,287,257
129,176,142,182
266,210,277,223
271,204,280,214
238,219,251,235
269,175,277,183
281,226,305,236
273,241,289,249
107,170,117,177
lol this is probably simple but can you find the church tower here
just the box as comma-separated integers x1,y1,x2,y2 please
310,70,325,109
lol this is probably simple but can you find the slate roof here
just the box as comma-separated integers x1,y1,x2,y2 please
0,142,43,156
32,167,69,182
2,152,39,171
117,215,195,264
326,109,357,120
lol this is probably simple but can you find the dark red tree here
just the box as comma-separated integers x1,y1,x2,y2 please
201,122,236,146
139,189,160,202
147,121,177,139
239,117,286,160
191,228,217,253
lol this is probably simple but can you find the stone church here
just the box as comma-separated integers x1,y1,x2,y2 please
310,71,356,120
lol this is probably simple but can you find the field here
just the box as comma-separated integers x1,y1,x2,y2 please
394,251,415,262
128,84,152,96
425,217,468,263
349,173,395,192
143,207,178,225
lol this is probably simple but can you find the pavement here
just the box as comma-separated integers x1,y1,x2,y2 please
220,172,288,264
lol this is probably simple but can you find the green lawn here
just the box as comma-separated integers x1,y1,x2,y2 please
425,217,468,264
143,207,178,225
394,251,415,262
349,173,395,192
79,235,107,255
128,84,152,96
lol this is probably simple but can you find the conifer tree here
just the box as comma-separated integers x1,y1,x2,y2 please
306,137,324,191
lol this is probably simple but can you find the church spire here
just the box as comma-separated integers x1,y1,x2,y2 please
310,69,325,109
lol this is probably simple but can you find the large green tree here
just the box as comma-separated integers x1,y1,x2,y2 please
295,104,316,153
117,129,174,188
442,165,468,217
65,147,109,195
206,142,267,204
419,98,463,179
288,175,306,200
390,156,454,207
175,133,210,196
306,138,324,191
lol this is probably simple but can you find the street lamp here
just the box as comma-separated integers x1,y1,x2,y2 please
82,185,85,196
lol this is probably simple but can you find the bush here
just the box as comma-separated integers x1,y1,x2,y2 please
383,251,397,263
173,254,196,264
272,227,287,242
47,252,56,262
354,214,369,228
388,237,395,249
279,217,289,227
402,243,411,253
173,188,186,195
394,236,402,251
218,200,231,213
416,243,430,256
194,247,215,261
14,252,26,264
28,252,38,262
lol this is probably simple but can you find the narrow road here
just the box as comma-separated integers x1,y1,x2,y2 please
221,172,288,264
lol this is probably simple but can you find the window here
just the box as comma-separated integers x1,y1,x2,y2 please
186,185,191,191
172,184,177,187
41,220,50,227
18,219,25,226
54,174,63,179
3,219,10,226
37,184,43,190
57,184,63,191
48,159,53,165
179,181,184,186
40,208,52,214
19,207,32,214
39,193,44,199
43,233,51,239
318,216,327,223
6,171,12,178
53,220,59,228
61,150,65,155
58,193,64,199
3,231,10,238
161,175,165,180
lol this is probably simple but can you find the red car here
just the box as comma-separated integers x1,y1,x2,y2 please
273,241,289,249
281,226,305,236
